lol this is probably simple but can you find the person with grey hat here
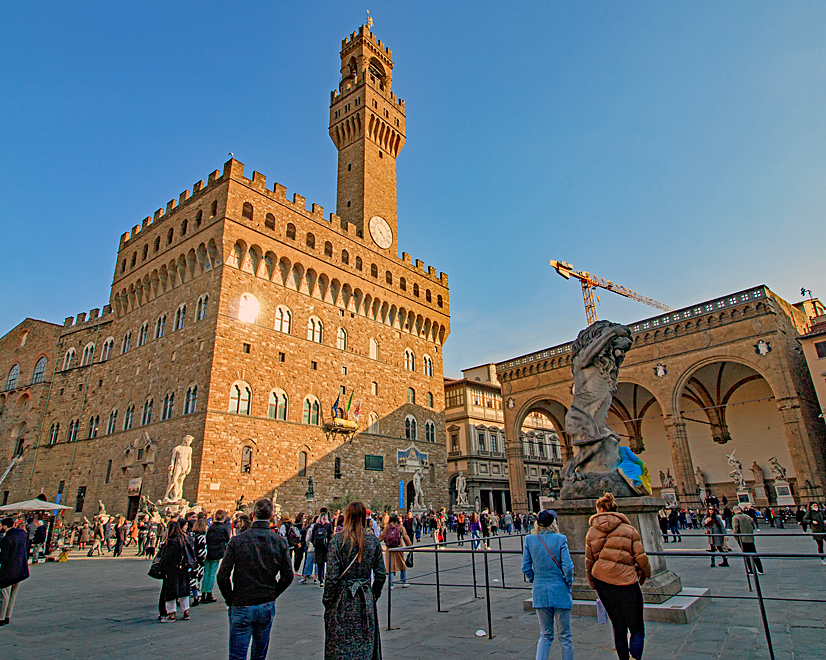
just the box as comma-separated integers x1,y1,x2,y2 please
522,509,574,660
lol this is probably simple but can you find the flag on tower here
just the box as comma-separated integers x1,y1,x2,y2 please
346,392,354,419
332,393,341,418
354,398,361,423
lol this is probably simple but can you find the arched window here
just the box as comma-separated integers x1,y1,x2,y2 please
181,219,188,236
286,223,296,240
229,383,252,415
88,415,99,439
423,355,433,377
367,412,380,434
385,271,392,285
370,263,378,278
407,387,416,404
405,415,417,440
369,338,379,360
341,249,349,265
267,390,289,420
142,245,148,261
355,256,363,270
81,343,95,366
425,420,436,443
121,259,126,273
337,327,347,350
131,253,136,267
306,233,316,249
175,305,186,330
100,338,114,362
265,213,276,230
5,364,19,390
232,243,243,268
413,283,420,297
67,419,79,443
184,386,198,414
275,306,292,334
211,200,218,217
404,349,415,371
63,349,76,371
399,277,407,291
197,295,209,321
121,332,131,355
426,289,432,303
138,322,149,347
242,202,254,219
49,422,60,445
106,410,117,434
302,397,320,425
123,404,135,430
161,392,175,420
31,357,47,385
167,228,174,245
155,314,166,339
307,317,323,343
195,210,203,227
324,241,333,257
298,451,308,476
141,398,153,426
437,295,443,308
240,445,253,474
426,392,434,408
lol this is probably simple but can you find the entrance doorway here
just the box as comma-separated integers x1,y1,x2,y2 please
126,496,140,520
406,481,415,511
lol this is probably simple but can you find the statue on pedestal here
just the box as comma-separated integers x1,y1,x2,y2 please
660,469,676,489
455,471,469,507
727,450,747,490
694,467,707,492
768,457,787,481
750,461,765,486
412,467,425,509
161,435,193,504
560,321,650,498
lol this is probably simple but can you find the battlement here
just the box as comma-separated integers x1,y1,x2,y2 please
341,25,392,59
118,158,448,289
62,304,114,329
330,71,405,110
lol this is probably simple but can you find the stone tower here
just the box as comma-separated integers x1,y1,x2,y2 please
329,25,405,256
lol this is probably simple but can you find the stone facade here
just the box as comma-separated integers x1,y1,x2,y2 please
497,286,826,512
0,24,450,518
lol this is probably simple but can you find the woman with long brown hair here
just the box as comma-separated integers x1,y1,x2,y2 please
323,501,386,660
158,520,192,622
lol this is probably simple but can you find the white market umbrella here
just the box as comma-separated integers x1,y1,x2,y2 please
0,499,72,512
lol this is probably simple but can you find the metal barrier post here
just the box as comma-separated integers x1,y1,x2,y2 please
471,547,479,598
483,548,494,639
751,560,775,660
435,545,442,612
498,536,506,588
386,552,393,630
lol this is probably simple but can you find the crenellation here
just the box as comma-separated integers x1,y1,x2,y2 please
63,317,73,327
193,180,204,193
103,304,112,315
273,182,287,199
178,189,191,205
142,216,152,230
75,313,86,324
292,193,306,210
208,169,221,185
131,224,141,236
165,199,178,214
415,259,424,270
251,171,266,188
402,252,411,263
312,203,324,217
153,208,164,221
89,308,99,320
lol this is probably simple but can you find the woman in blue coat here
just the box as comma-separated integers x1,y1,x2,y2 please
522,510,574,660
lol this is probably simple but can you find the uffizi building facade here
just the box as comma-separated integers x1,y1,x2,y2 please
444,363,563,513
0,24,450,518
497,286,826,513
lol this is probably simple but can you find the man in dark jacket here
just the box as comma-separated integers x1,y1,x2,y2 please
217,499,293,660
0,517,30,626
202,509,230,604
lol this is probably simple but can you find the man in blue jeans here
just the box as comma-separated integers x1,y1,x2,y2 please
217,498,294,660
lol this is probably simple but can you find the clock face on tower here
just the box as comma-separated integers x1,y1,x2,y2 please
369,215,393,249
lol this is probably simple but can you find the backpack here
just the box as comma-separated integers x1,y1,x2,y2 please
385,524,401,548
181,538,198,572
287,524,301,548
313,524,329,546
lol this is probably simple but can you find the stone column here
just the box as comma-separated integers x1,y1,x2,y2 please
776,395,826,502
505,442,529,514
663,417,701,508
500,490,507,515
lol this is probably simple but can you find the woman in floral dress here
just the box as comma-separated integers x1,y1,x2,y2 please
323,501,387,660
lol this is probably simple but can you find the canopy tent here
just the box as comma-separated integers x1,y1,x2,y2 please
0,499,72,512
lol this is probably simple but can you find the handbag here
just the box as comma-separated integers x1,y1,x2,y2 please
148,543,166,580
596,598,609,624
404,551,414,568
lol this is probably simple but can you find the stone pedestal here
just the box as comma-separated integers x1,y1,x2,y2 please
555,496,682,604
660,488,678,507
753,485,769,507
774,480,795,506
409,505,427,515
736,489,754,506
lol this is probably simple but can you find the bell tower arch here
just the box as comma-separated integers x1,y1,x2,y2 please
329,24,406,255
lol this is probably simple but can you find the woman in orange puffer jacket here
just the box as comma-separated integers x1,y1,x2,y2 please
585,492,651,660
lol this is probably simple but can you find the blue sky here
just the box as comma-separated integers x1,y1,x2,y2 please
1,2,824,377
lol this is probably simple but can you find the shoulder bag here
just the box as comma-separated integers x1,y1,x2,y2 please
148,543,166,579
536,533,564,574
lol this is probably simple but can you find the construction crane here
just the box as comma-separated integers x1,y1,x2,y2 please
550,259,672,326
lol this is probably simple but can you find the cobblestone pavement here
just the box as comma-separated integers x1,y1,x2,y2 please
3,528,826,659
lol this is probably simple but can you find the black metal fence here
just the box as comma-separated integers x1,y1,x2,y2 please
386,531,826,660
